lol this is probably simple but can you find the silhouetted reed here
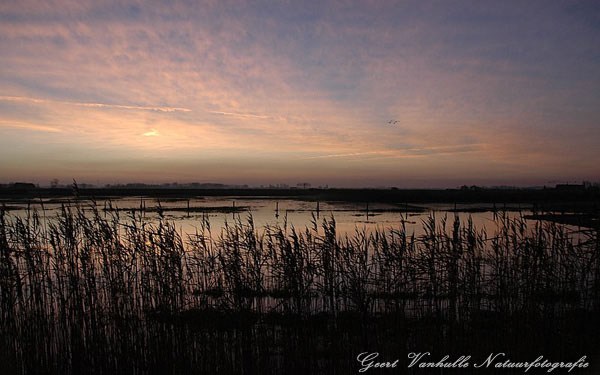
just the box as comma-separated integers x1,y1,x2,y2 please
1,203,598,374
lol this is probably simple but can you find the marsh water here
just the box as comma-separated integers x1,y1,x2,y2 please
3,195,599,375
3,196,554,238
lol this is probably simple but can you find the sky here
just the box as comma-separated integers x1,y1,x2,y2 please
1,0,599,188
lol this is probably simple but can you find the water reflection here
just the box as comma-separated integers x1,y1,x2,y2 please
3,196,539,238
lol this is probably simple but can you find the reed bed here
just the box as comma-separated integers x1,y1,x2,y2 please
1,202,599,374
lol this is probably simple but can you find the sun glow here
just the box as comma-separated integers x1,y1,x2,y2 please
143,129,159,137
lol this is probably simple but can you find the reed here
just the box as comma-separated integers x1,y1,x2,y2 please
1,203,598,374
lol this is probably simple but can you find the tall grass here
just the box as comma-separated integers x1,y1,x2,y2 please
1,204,599,374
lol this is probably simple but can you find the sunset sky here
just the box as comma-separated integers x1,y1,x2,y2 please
1,1,599,187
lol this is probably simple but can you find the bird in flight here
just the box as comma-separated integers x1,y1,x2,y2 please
388,120,400,125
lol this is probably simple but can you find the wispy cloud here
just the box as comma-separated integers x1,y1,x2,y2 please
0,95,191,113
302,151,391,160
0,120,62,133
209,111,271,119
303,144,485,161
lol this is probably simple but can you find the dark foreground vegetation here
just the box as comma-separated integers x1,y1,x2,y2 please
1,203,599,374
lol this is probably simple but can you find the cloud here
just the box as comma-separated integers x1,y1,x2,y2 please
0,120,61,132
302,151,391,160
302,143,485,162
1,1,599,185
208,111,271,119
0,95,191,112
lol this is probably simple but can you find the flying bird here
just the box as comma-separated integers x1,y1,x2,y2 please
388,120,400,125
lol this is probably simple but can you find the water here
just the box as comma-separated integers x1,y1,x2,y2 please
3,196,539,238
